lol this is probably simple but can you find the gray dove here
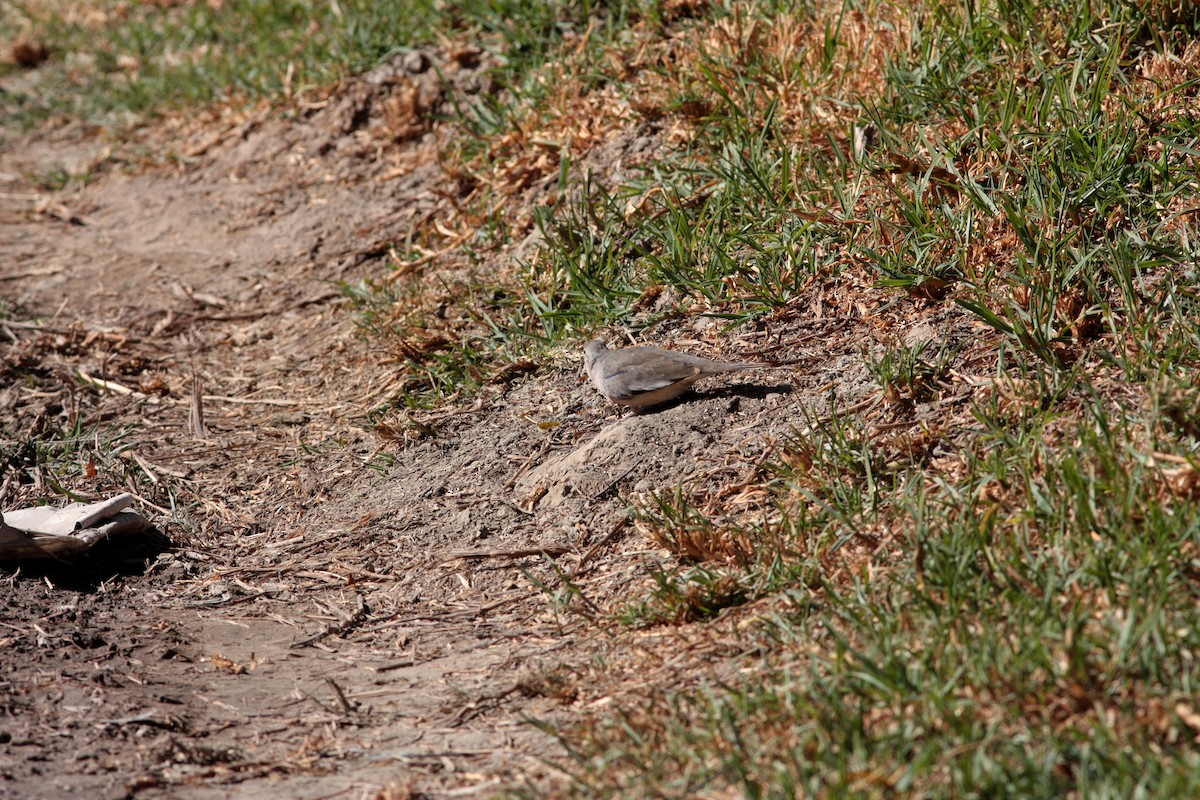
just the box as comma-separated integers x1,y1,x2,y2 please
583,338,779,410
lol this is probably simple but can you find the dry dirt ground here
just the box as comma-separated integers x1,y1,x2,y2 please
0,53,951,800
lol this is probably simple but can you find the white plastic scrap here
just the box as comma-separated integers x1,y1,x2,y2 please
0,493,151,560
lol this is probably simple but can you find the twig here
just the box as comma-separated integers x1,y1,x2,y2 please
801,393,883,429
292,595,368,648
201,395,301,407
450,684,523,727
0,268,64,282
0,319,76,332
190,367,207,440
324,678,355,713
503,441,555,490
586,464,636,501
440,545,570,563
384,230,473,283
78,370,143,397
352,591,534,636
572,517,630,577
499,497,539,516
127,451,159,484
96,712,184,730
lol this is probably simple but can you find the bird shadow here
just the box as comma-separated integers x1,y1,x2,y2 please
632,381,795,415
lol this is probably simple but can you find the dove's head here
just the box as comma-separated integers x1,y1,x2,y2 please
582,339,609,377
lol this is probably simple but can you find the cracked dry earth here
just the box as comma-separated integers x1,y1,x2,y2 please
0,58,932,800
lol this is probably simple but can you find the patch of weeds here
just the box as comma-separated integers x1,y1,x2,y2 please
865,337,957,406
554,394,1200,797
0,419,148,504
30,162,98,192
618,408,896,626
528,0,1200,796
367,0,907,396
518,112,859,343
344,271,546,411
1,0,443,127
1154,370,1200,442
522,557,601,630
618,563,752,627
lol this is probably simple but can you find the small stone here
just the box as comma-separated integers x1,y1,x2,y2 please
401,50,429,74
903,322,940,349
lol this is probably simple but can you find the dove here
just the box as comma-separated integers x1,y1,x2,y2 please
583,338,783,411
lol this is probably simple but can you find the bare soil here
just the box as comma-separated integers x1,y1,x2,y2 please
0,52,955,799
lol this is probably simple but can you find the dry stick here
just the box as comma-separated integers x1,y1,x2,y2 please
121,451,190,480
450,684,524,727
571,517,630,578
190,366,207,440
96,712,184,730
871,418,921,433
741,319,851,359
292,595,368,648
499,497,538,516
801,393,883,430
158,292,343,332
0,318,76,331
201,395,301,407
128,492,172,516
78,370,142,396
440,545,570,563
324,678,355,714
352,591,535,636
503,440,555,490
127,451,160,485
586,464,637,501
0,268,63,283
190,591,271,609
384,230,473,284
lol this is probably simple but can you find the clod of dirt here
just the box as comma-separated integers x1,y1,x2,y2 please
9,38,50,68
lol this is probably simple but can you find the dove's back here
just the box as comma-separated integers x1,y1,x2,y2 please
583,339,765,407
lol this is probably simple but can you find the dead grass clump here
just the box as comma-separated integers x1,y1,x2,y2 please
635,487,759,564
1157,458,1200,500
380,77,440,142
371,780,423,800
461,82,636,238
628,0,912,141
8,37,50,68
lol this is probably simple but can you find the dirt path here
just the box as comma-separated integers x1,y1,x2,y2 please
0,55,890,799
0,82,584,796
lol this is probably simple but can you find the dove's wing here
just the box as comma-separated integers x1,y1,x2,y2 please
597,348,704,399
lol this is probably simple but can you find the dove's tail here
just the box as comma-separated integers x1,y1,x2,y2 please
715,357,805,372
712,361,771,372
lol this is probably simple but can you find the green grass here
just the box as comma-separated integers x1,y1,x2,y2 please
552,393,1200,798
488,0,1200,796
0,414,160,506
0,0,650,129
0,0,444,126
